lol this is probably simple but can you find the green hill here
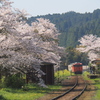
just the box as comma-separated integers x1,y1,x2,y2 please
27,9,100,47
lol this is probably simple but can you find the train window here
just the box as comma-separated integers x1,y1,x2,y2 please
74,65,82,67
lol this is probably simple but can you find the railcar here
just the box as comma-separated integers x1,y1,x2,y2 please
68,62,83,74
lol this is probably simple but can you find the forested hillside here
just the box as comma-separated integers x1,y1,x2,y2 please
27,9,100,47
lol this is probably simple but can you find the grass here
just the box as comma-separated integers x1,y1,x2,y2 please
83,71,100,100
0,84,62,100
0,69,71,100
91,78,100,100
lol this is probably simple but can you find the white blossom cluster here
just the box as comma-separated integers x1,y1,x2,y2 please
0,0,65,86
77,34,100,61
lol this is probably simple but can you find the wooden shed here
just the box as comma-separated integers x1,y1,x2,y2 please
91,59,100,65
41,62,55,85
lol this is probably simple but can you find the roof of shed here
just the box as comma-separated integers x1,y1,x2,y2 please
91,59,100,64
41,62,56,65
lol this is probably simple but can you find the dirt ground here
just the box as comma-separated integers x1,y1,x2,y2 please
36,76,96,100
78,80,96,100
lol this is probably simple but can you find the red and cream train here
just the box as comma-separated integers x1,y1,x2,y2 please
68,62,83,74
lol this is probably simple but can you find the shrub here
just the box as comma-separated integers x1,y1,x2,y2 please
0,95,6,100
4,74,25,88
54,69,71,82
0,76,5,88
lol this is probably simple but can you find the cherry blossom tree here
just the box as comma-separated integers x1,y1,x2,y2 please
77,34,100,61
0,0,65,87
0,0,45,85
31,18,65,64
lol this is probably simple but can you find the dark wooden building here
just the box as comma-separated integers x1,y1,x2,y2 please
91,59,100,65
41,62,55,85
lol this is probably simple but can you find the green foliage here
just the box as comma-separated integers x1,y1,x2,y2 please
0,76,6,88
4,74,25,88
0,95,6,100
27,9,100,47
0,83,61,100
82,71,90,80
65,47,89,65
55,69,71,82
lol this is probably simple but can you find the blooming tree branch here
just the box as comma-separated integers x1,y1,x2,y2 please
77,34,100,61
0,0,65,86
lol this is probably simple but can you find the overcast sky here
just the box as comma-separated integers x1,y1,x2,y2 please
11,0,100,17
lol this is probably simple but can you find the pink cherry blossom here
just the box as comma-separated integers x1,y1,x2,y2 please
77,34,100,61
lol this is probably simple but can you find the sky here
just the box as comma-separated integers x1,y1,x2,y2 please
11,0,100,17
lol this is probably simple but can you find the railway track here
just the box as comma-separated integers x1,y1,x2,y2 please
51,75,87,100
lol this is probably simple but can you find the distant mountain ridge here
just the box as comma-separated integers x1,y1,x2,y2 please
27,9,100,47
